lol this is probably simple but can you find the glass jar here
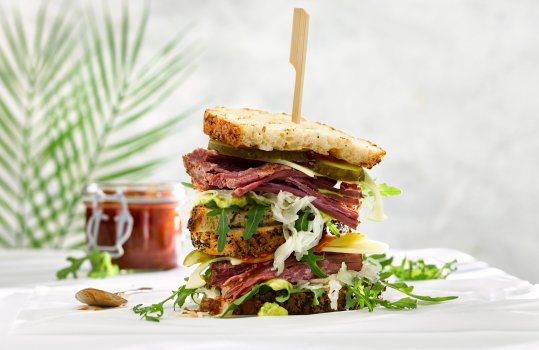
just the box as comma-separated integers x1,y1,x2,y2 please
83,182,184,270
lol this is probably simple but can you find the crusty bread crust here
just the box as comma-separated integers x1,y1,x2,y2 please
204,107,385,168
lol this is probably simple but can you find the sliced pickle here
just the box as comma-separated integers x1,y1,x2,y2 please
311,158,365,181
208,139,308,163
208,139,363,181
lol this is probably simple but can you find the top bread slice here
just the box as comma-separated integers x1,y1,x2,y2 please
203,107,385,168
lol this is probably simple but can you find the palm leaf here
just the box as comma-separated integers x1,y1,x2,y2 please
0,3,196,248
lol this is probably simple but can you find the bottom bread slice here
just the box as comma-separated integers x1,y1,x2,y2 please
200,289,356,316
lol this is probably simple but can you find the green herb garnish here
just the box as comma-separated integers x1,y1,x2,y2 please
133,285,197,322
344,273,457,312
243,199,268,240
275,287,325,305
295,210,311,231
384,280,457,302
345,276,388,311
389,257,457,281
56,248,119,280
370,254,457,281
300,248,327,278
181,181,194,189
326,220,341,237
220,283,265,317
204,200,243,252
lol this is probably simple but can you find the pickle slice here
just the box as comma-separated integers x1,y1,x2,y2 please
208,139,308,163
208,139,363,181
311,158,364,181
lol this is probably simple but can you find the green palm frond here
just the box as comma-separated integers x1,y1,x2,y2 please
0,3,196,248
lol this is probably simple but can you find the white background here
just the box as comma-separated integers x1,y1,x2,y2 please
5,0,539,282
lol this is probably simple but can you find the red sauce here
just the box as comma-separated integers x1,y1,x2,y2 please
84,183,182,270
237,254,275,264
78,306,104,311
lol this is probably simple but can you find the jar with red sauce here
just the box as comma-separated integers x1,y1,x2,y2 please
83,182,184,270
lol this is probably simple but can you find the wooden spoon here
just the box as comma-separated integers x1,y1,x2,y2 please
75,287,152,308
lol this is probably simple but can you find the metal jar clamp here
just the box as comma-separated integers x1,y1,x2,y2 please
85,189,134,259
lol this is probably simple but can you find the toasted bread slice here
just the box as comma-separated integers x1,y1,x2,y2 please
204,107,385,168
191,225,285,258
187,205,278,232
189,204,284,258
199,289,354,315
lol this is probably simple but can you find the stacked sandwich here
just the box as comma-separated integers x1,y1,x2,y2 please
181,107,391,316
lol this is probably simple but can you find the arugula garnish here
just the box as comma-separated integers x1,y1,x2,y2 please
368,253,394,269
220,282,266,317
132,254,458,320
390,257,457,281
221,268,457,316
344,274,457,312
326,220,341,237
204,200,243,252
369,254,457,281
56,248,119,280
310,288,325,305
295,209,311,231
300,248,327,278
292,211,328,278
243,199,268,240
133,285,197,322
384,280,457,302
275,287,325,305
345,276,388,311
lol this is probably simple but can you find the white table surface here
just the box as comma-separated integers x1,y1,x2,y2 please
1,248,538,350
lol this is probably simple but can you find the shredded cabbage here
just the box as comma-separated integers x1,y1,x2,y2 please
290,262,379,311
328,278,342,310
361,171,388,222
183,190,325,275
196,286,220,299
265,159,316,177
358,257,382,283
179,190,270,228
270,192,324,274
336,262,358,285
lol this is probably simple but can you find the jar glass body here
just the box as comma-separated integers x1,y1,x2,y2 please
83,182,184,270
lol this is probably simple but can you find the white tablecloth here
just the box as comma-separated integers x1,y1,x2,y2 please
1,248,538,350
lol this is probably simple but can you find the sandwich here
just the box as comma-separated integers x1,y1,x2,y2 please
179,107,394,316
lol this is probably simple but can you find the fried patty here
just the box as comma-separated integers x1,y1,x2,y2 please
188,205,284,258
188,205,279,232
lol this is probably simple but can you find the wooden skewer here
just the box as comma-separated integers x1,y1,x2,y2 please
290,8,309,123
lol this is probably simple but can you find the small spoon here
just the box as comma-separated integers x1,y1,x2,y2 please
75,287,153,308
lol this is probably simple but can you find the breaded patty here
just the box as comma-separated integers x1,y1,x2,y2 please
190,225,285,258
187,205,279,232
188,205,284,258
